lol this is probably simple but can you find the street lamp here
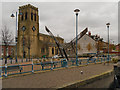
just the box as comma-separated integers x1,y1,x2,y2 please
22,26,26,61
106,23,110,63
11,12,18,63
11,11,23,63
32,26,36,59
74,9,80,66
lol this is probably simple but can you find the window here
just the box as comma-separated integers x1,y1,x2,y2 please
2,48,4,55
25,12,27,20
6,48,8,56
52,48,54,55
34,14,36,21
56,49,58,55
11,48,13,54
31,12,33,20
41,48,45,53
21,15,23,21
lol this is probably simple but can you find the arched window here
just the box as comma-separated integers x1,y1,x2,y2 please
2,48,4,55
6,48,8,56
41,48,45,53
34,14,36,21
52,48,54,55
25,12,27,20
21,14,23,21
56,49,58,54
31,12,33,20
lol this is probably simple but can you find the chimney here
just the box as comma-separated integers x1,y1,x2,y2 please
98,35,100,38
88,31,91,36
96,34,98,37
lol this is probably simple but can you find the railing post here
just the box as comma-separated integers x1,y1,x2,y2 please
53,61,57,69
66,60,68,68
5,64,7,77
87,59,89,65
104,57,105,65
94,58,96,64
109,56,111,62
97,56,99,62
71,59,74,65
10,59,12,64
26,58,27,62
42,64,44,70
38,57,39,60
0,66,2,77
101,58,102,63
32,60,34,73
79,59,81,65
51,61,53,70
61,59,63,67
21,59,23,62
20,65,22,74
41,62,44,70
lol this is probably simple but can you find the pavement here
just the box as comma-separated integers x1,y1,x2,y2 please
2,63,114,88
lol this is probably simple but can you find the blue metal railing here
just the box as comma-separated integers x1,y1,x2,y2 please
0,57,111,77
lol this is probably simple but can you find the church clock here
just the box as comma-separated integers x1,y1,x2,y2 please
32,26,36,32
22,26,26,31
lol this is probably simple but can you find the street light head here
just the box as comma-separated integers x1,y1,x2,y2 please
74,9,80,13
11,13,15,18
106,23,110,26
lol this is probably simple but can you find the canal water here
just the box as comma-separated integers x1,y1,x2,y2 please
80,73,116,88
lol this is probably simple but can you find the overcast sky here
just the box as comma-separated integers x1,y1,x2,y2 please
0,1,118,44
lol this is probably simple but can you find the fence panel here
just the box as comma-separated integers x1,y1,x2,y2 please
52,61,60,69
68,59,76,66
20,64,32,74
0,56,112,77
33,63,42,72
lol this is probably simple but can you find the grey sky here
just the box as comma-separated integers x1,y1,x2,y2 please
1,2,118,44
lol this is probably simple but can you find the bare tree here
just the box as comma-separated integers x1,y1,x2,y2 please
1,25,14,64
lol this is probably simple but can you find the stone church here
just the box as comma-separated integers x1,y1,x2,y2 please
17,4,64,58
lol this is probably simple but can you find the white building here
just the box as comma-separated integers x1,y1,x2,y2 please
65,28,98,57
77,34,97,55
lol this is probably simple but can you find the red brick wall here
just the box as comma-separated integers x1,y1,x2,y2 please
0,45,14,57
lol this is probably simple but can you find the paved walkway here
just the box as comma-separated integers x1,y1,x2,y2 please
2,63,113,88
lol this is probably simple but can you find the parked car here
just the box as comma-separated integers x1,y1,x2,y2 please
52,55,59,59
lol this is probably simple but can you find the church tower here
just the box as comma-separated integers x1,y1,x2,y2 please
17,4,39,58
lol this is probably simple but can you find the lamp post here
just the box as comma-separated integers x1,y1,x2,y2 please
96,40,99,60
11,11,22,63
106,23,110,63
74,9,80,66
22,26,26,61
11,12,18,63
32,26,36,59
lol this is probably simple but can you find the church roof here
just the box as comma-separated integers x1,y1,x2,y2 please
39,33,64,40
